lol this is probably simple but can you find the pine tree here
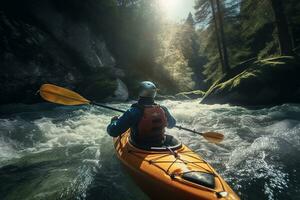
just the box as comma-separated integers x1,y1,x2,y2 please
209,0,225,74
183,12,207,89
195,0,229,75
186,12,195,26
269,0,293,55
215,0,229,73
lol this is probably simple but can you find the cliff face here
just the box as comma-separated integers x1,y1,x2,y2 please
0,0,125,104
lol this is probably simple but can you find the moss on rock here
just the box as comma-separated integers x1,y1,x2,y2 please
201,56,300,106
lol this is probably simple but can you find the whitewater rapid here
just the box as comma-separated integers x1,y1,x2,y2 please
0,100,299,200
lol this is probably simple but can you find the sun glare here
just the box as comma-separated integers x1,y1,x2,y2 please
156,0,180,19
157,0,178,9
156,0,195,22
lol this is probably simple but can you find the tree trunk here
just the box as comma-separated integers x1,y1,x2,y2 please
215,0,229,73
269,0,293,55
210,0,225,74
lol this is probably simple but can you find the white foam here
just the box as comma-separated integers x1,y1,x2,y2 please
0,101,299,199
0,137,20,163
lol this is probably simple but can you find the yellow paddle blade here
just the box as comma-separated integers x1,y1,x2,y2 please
202,132,224,143
39,84,90,105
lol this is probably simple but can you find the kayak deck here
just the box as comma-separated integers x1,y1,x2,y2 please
113,130,240,200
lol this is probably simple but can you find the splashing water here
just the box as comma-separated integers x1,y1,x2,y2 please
0,100,299,200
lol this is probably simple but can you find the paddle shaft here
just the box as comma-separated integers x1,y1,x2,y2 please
92,102,204,136
39,84,224,143
92,102,126,113
175,125,203,136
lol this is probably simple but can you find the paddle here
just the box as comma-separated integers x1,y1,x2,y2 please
39,84,224,143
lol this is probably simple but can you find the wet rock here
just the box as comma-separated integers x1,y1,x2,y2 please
156,94,177,100
105,79,129,101
175,93,191,100
0,3,121,104
175,90,205,100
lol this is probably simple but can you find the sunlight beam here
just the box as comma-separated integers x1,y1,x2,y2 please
156,0,195,22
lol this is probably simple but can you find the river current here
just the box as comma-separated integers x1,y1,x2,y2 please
0,100,299,200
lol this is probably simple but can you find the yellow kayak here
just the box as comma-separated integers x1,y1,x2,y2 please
113,130,240,200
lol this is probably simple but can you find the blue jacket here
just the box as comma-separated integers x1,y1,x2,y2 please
107,98,176,139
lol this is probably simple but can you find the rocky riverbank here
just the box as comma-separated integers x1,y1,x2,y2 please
201,56,300,106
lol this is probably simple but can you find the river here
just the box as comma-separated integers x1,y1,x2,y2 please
0,100,299,200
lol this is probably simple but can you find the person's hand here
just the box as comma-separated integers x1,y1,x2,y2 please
111,115,119,122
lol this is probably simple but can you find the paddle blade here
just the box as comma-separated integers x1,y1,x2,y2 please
202,132,224,143
39,84,90,105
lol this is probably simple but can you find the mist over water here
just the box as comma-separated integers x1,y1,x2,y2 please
0,100,299,200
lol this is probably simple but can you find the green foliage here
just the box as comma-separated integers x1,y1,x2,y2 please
195,0,300,87
155,24,195,91
195,0,231,84
257,40,279,59
195,0,212,25
202,56,300,105
103,0,183,93
49,0,209,94
239,0,279,57
154,13,207,92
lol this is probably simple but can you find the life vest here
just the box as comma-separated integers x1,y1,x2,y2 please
136,105,168,144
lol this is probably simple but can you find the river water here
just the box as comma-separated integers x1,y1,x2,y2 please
0,100,299,200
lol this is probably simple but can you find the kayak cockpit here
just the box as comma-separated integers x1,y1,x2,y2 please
181,171,215,189
129,134,182,151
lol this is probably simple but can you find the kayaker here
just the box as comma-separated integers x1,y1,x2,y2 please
107,81,176,146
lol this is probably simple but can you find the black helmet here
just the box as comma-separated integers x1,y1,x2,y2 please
139,81,157,98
